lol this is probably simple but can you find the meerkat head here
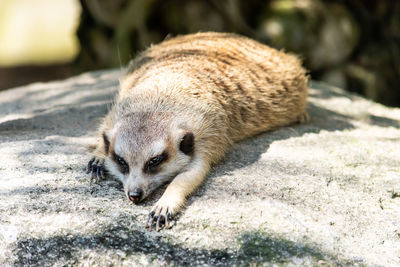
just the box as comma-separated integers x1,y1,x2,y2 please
103,112,195,204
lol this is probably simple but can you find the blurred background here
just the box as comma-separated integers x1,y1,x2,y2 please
0,0,399,106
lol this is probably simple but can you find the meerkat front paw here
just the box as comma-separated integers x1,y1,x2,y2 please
85,157,107,182
145,196,182,231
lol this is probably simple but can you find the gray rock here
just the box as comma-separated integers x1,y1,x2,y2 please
0,70,399,266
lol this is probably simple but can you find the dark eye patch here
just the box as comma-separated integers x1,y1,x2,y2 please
112,152,129,174
143,152,168,174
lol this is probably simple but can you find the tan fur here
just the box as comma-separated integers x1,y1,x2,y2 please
87,32,309,229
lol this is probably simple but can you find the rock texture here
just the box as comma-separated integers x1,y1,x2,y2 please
0,70,399,266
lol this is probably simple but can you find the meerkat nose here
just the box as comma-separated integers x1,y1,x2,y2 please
128,188,143,204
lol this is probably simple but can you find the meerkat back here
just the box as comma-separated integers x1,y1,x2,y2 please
121,32,309,142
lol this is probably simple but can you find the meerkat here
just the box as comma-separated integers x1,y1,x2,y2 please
86,32,309,231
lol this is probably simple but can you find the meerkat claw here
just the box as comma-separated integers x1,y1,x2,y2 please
165,212,171,229
86,158,95,174
156,216,163,232
148,214,157,231
145,210,171,231
145,211,155,229
86,157,106,183
96,167,101,179
91,163,98,180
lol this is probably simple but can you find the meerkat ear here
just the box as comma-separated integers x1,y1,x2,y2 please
179,132,194,155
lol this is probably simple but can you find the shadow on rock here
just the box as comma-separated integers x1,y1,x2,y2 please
13,216,353,266
366,114,400,128
0,102,111,142
210,102,354,177
0,71,119,141
309,81,358,101
236,231,359,265
0,70,118,118
310,81,400,129
0,183,122,199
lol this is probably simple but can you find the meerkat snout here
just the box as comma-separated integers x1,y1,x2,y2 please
128,188,143,203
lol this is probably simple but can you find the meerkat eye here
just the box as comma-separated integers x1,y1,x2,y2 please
144,152,168,174
112,152,129,174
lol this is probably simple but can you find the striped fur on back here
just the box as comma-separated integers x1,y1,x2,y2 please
121,32,308,148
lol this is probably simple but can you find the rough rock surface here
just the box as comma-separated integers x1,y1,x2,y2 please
0,70,399,266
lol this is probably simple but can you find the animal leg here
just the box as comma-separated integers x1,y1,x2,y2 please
146,156,210,231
